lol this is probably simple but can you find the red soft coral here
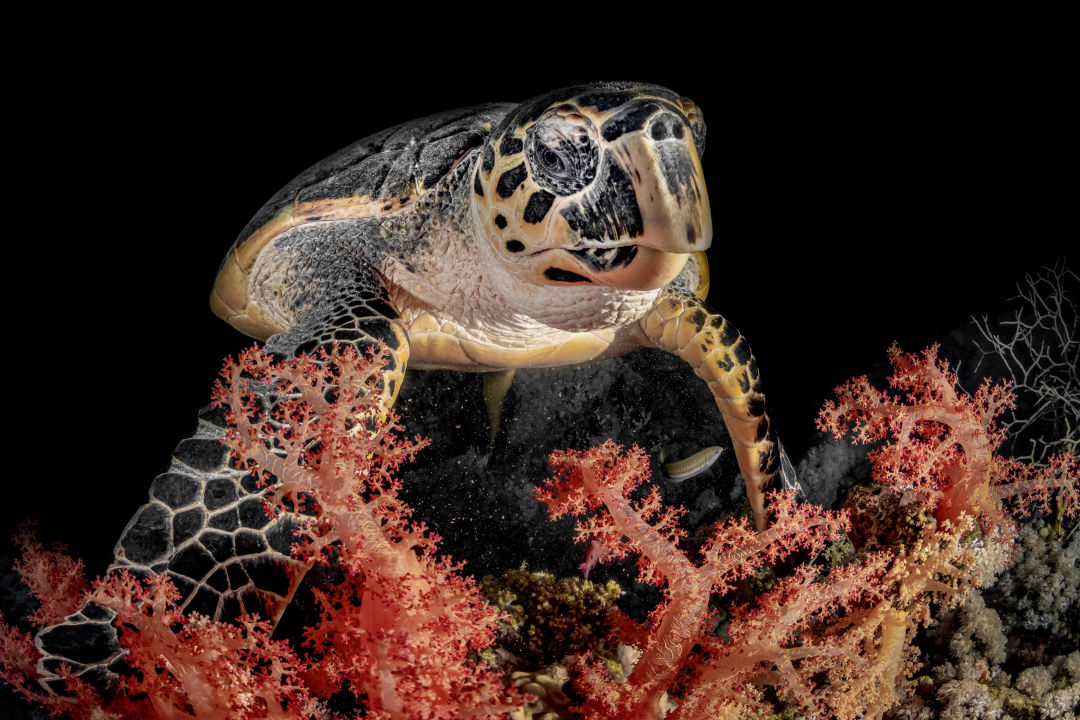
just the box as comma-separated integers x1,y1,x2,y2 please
212,344,523,720
11,524,89,628
3,343,523,719
818,343,1079,530
537,442,859,719
0,526,92,715
92,571,312,720
534,361,1080,720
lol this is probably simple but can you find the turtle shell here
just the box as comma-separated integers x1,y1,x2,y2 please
211,103,513,338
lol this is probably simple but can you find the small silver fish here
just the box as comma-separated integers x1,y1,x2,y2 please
662,445,724,481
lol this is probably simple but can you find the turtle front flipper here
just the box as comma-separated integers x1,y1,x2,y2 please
639,289,780,531
34,274,411,696
35,401,309,695
263,274,410,420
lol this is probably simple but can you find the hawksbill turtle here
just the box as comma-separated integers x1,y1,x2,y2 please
34,81,788,693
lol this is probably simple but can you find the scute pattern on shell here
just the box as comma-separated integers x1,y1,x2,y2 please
234,103,514,246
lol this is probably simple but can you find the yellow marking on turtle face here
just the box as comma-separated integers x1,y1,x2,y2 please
692,251,710,300
209,259,285,340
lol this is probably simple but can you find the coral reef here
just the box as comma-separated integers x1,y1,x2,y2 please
2,345,524,719
1,288,1077,718
480,569,623,668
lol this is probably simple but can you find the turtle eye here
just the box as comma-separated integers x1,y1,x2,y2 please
526,117,599,196
537,144,567,176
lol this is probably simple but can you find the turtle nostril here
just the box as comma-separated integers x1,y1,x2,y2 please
648,112,684,142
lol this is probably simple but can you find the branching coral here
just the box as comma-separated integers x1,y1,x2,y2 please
1,344,524,719
0,528,93,714
535,441,889,719
210,344,524,719
91,571,312,719
3,339,1077,719
971,260,1079,464
818,343,1078,532
819,343,1079,720
527,344,1078,719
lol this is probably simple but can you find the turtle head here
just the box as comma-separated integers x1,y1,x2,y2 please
472,82,710,290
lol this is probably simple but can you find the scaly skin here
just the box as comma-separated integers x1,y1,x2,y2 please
640,289,778,530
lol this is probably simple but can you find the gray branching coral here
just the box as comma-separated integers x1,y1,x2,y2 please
972,260,1079,465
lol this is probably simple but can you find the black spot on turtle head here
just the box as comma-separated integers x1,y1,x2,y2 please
523,190,555,224
544,267,591,283
473,172,484,197
506,239,525,253
494,214,507,229
601,100,663,142
500,133,524,156
575,89,636,111
559,153,643,241
656,144,699,209
482,144,495,173
496,163,528,199
648,112,685,142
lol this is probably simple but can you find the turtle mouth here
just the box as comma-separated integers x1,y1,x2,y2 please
566,244,638,274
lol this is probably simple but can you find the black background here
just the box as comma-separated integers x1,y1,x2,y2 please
2,30,1070,576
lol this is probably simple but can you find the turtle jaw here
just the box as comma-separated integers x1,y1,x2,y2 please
588,245,689,289
526,243,690,289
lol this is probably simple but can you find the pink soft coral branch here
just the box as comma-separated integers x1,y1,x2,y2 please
818,343,1078,528
212,344,522,720
537,442,853,719
1,344,524,720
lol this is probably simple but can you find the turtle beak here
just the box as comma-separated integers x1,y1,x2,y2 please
612,110,712,255
528,97,711,291
579,111,709,289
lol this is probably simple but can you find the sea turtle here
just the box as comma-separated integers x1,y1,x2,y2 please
34,81,785,693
